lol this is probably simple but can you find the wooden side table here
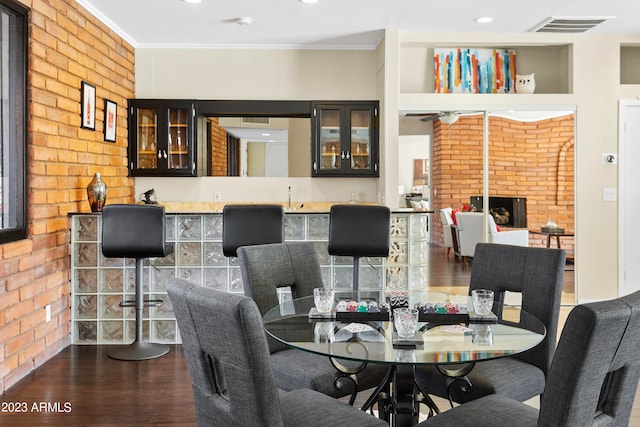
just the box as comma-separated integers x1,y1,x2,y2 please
529,230,574,249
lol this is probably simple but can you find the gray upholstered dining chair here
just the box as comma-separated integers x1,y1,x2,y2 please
166,278,388,427
415,243,566,405
237,242,387,403
418,290,640,427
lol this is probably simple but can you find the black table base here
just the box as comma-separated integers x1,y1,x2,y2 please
360,364,440,427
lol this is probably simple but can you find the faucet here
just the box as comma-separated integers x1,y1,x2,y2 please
288,186,291,210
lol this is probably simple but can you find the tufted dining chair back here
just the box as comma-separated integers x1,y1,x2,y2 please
167,278,389,427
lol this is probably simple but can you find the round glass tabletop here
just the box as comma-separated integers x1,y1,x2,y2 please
262,290,545,366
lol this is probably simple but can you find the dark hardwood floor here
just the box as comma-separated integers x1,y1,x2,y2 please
0,245,579,426
426,244,575,302
0,345,197,426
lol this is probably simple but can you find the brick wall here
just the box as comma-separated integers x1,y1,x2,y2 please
0,0,135,391
209,117,228,176
431,114,575,253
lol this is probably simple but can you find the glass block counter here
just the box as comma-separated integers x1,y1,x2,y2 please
70,210,430,344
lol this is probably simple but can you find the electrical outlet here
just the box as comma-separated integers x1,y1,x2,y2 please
45,305,51,323
213,191,221,201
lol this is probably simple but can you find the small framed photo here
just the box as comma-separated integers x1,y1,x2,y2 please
104,99,117,142
80,81,96,130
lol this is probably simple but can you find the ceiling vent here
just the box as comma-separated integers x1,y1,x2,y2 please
241,117,269,125
530,16,613,33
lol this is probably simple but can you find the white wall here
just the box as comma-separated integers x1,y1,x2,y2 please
384,31,640,304
133,32,640,304
134,176,380,205
135,48,382,202
135,49,377,99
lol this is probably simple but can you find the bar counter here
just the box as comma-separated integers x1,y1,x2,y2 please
69,205,431,345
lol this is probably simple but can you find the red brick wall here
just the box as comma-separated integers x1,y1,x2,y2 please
209,117,228,176
431,114,575,252
0,0,135,391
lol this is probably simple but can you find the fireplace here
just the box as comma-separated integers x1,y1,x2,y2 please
470,196,527,228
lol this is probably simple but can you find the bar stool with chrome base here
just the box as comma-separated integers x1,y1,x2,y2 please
328,204,390,298
329,205,440,423
101,204,173,360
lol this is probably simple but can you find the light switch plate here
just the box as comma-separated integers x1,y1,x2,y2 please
603,187,617,201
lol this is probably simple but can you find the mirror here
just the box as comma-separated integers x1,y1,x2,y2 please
399,109,575,301
206,116,311,177
198,100,312,177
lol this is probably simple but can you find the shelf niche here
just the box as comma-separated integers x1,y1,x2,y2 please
400,44,572,94
621,45,640,84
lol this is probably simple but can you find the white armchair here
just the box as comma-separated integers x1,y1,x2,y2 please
439,208,454,257
456,212,529,263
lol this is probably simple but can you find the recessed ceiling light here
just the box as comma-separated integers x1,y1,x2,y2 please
183,0,202,4
237,17,253,26
261,133,271,136
300,0,319,4
475,17,493,24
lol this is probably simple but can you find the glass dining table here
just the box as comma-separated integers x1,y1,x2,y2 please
262,290,545,427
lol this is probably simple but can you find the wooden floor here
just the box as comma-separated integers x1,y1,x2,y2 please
2,245,637,426
0,345,197,426
425,244,576,306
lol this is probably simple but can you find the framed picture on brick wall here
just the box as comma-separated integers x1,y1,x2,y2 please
104,99,116,142
80,81,96,130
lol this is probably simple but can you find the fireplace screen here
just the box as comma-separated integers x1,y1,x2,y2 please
470,196,527,228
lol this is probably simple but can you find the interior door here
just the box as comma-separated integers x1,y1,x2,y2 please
620,102,640,295
265,142,288,177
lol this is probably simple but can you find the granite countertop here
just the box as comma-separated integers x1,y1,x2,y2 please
69,202,433,215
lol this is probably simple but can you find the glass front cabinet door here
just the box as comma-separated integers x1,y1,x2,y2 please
312,101,379,177
128,100,197,177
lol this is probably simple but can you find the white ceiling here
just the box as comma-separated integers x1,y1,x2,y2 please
77,0,640,49
222,126,289,144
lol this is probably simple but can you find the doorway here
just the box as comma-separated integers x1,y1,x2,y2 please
399,109,576,304
619,101,640,295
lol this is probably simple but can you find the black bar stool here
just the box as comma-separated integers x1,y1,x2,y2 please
222,204,285,257
328,204,390,298
101,204,173,360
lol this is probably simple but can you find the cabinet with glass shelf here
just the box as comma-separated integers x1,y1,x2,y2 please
312,101,379,177
128,100,197,177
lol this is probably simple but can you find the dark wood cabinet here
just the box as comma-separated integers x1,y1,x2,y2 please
128,100,197,177
311,101,379,177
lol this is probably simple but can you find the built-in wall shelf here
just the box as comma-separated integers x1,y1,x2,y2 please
400,41,572,95
398,93,576,112
621,45,640,84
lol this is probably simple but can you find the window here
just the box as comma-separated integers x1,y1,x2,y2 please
0,0,27,244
